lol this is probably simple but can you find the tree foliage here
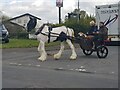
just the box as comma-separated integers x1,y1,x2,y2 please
53,9,95,36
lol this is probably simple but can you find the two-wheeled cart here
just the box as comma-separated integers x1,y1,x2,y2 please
75,34,109,58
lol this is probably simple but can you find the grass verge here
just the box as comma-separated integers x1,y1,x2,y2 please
0,39,60,49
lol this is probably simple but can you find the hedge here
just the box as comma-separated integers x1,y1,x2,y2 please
9,32,29,39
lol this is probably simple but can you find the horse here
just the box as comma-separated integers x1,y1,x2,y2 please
27,17,77,61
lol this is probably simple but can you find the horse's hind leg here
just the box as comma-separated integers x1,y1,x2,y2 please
66,39,77,60
54,42,65,60
38,40,47,61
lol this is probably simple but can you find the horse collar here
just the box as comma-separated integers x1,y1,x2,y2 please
35,24,46,35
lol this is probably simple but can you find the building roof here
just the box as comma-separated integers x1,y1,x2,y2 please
9,13,41,21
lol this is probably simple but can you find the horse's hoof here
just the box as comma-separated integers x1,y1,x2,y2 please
38,57,46,62
70,56,77,60
54,54,61,60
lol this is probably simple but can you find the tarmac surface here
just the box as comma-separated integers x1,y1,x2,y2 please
2,45,119,88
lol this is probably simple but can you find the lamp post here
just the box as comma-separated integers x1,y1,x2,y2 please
56,0,63,24
59,7,61,24
77,0,80,22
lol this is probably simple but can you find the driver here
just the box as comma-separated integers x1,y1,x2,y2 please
93,22,108,48
87,20,98,35
87,20,99,49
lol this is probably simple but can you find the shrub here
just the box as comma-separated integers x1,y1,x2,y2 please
10,32,29,39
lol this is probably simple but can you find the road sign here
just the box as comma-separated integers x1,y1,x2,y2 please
56,0,63,7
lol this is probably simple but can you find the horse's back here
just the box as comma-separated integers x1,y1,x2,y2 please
53,26,66,31
52,26,74,37
52,26,67,34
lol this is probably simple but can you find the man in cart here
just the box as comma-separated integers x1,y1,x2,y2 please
87,21,108,49
97,22,108,44
87,20,98,35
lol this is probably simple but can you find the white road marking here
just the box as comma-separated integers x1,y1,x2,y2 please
28,64,32,66
18,64,22,66
36,65,41,67
9,63,17,65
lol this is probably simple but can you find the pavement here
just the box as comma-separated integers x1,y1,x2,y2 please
2,45,119,88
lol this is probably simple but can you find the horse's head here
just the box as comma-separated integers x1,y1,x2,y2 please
27,16,37,32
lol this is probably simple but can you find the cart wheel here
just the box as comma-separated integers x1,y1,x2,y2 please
83,49,93,55
97,46,108,58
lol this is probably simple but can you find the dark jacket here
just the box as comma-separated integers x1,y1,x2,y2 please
88,26,98,35
99,26,108,40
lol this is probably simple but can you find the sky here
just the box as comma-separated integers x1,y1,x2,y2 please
0,0,119,23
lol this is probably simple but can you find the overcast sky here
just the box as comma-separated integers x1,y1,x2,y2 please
0,0,119,23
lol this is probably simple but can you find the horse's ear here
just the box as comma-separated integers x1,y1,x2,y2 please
27,17,37,32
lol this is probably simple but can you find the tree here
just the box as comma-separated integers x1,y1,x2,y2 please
80,10,86,19
63,8,95,36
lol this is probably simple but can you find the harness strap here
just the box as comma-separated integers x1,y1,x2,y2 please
40,32,58,37
35,24,46,35
36,25,75,42
48,26,52,43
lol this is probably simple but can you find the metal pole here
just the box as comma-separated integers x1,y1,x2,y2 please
77,0,80,23
59,7,61,24
78,0,79,10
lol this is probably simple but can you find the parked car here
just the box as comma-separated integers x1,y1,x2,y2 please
0,24,9,43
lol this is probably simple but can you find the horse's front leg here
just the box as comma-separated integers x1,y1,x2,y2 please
38,42,41,55
54,42,65,60
66,39,77,60
38,40,47,61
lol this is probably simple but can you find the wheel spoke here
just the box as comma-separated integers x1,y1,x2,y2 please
97,47,108,58
102,48,105,51
86,50,90,54
83,49,93,55
101,52,104,56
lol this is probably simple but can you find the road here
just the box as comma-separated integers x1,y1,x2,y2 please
2,45,119,88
